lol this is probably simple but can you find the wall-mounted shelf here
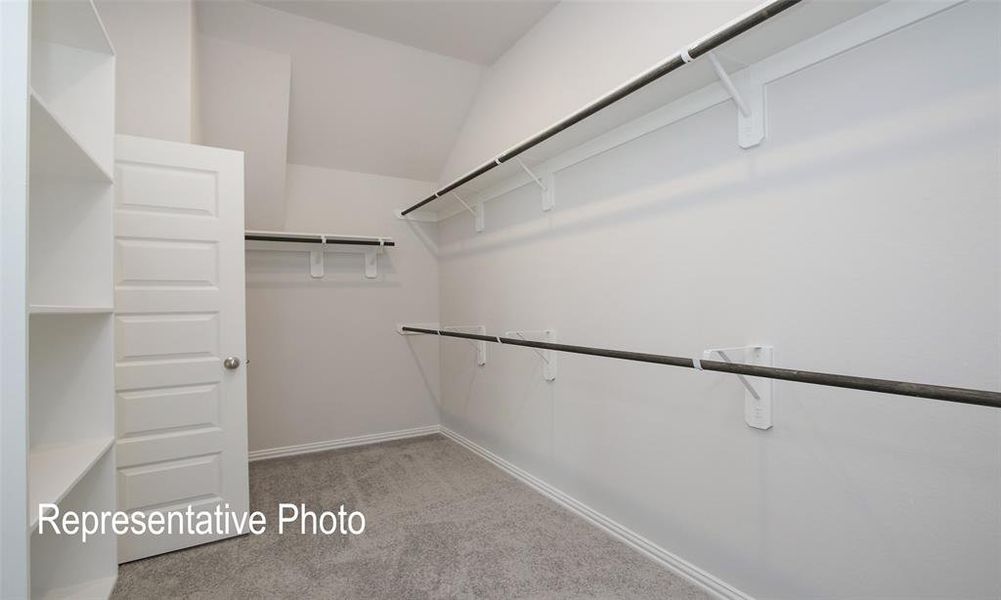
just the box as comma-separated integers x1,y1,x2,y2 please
396,0,890,223
245,230,395,279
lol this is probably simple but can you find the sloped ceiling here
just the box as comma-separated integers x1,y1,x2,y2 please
252,0,557,66
196,0,485,181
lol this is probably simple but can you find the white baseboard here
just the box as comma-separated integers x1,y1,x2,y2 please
439,426,752,600
252,424,748,598
248,425,441,462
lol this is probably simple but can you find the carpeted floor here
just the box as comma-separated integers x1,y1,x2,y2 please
111,434,709,599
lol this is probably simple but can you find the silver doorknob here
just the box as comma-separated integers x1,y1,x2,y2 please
224,356,241,370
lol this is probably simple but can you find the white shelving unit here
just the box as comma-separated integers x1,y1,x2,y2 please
26,1,117,597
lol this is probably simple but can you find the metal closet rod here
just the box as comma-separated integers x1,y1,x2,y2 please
401,327,1001,409
400,0,802,216
244,233,395,247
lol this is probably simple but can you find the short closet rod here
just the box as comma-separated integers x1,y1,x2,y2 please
401,327,1001,409
244,234,395,246
400,0,802,216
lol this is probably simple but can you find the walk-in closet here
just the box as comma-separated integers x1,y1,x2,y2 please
1,0,999,598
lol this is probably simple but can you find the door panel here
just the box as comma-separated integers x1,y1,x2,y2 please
113,135,248,562
116,313,219,361
115,161,219,215
116,239,219,285
117,428,224,468
117,385,220,436
118,455,222,510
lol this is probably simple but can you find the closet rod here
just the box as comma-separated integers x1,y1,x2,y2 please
400,0,801,216
244,233,395,247
400,327,1001,409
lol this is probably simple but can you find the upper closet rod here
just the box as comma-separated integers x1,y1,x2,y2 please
245,231,396,247
400,327,1001,410
400,0,801,216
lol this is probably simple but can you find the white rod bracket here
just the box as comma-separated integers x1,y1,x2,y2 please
443,325,487,366
453,193,484,233
706,51,765,148
505,329,557,381
362,238,386,279
309,235,326,279
364,249,378,279
473,203,485,232
541,173,555,212
703,345,773,430
516,157,547,191
516,158,555,213
707,52,749,116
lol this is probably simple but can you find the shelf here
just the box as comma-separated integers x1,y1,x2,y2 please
37,576,117,600
30,305,113,315
245,230,396,247
28,146,114,308
399,0,886,218
30,450,117,598
29,314,114,449
28,436,114,530
31,0,114,55
29,90,113,182
245,230,395,279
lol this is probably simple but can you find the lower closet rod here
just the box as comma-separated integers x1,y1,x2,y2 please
400,327,1001,409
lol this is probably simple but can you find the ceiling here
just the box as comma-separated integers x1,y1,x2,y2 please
252,0,558,65
197,0,486,181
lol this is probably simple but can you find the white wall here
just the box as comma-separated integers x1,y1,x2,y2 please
198,35,290,230
95,0,196,142
245,164,440,453
191,2,469,453
439,0,757,182
437,2,1001,598
1,2,30,596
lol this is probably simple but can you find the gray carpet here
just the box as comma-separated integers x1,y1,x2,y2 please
111,434,710,599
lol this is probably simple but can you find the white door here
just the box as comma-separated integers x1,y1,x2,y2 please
113,135,248,562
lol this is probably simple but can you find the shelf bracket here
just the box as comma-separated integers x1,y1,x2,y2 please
505,329,557,381
516,158,555,212
363,238,385,279
542,173,555,212
702,345,773,430
706,52,765,149
309,235,326,279
443,325,487,366
454,192,484,233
